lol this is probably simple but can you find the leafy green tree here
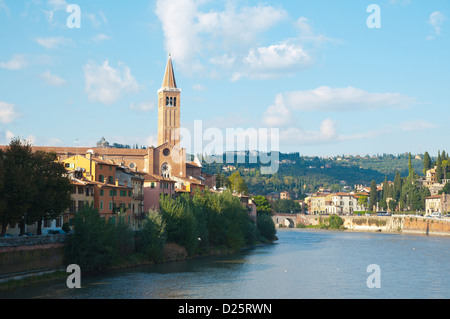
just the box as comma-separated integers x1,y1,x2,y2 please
28,151,72,235
256,214,276,242
251,195,272,215
393,170,402,201
135,210,166,262
382,175,389,201
423,151,431,175
0,151,5,227
369,180,378,211
358,195,368,210
442,160,448,180
271,199,302,214
439,182,450,195
65,204,126,273
388,199,397,212
0,138,36,236
436,151,443,183
227,171,249,195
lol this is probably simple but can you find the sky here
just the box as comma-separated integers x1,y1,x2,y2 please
0,0,449,157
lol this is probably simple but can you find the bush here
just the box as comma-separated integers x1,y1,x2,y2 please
319,215,344,230
257,214,277,242
135,210,166,262
65,204,135,273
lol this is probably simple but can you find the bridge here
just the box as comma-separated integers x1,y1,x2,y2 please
272,214,315,228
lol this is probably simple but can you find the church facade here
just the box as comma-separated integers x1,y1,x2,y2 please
0,56,215,229
29,55,214,189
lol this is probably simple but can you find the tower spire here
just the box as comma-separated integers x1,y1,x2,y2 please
161,54,177,89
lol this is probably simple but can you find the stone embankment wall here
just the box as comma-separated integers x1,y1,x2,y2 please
0,235,67,276
302,215,450,236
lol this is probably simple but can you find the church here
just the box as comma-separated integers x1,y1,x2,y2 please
2,56,216,224
31,55,214,187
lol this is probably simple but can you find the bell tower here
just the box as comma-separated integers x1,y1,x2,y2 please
157,54,181,147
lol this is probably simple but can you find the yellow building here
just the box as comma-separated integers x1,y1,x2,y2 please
310,193,333,215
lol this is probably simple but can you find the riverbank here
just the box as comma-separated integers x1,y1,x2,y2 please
292,215,450,237
0,239,276,292
282,214,450,237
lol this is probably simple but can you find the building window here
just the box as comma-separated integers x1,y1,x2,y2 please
108,176,114,184
99,175,104,183
78,186,84,194
100,189,104,196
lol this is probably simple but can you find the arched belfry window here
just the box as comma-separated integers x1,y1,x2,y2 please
174,97,177,107
166,97,169,106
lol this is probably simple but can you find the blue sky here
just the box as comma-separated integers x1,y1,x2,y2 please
0,0,448,157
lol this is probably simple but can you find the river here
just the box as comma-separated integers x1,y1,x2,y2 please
1,229,449,299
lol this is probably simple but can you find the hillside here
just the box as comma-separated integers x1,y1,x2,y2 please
201,152,428,196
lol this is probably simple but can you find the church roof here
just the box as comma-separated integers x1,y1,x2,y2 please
161,55,177,89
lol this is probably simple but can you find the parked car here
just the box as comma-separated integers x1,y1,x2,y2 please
1,234,13,238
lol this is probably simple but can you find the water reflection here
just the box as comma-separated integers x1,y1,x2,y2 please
1,229,449,299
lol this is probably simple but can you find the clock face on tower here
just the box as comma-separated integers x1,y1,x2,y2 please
161,162,171,178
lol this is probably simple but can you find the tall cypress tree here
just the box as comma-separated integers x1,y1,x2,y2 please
394,170,402,201
369,180,378,212
436,151,443,183
423,151,431,175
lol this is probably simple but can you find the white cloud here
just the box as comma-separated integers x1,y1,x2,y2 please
35,36,74,49
155,0,288,73
280,86,415,112
5,130,15,140
427,11,446,39
0,54,28,70
91,34,112,43
278,119,339,146
40,70,67,86
0,101,20,123
262,94,295,127
262,86,415,131
233,43,312,81
399,119,438,131
42,0,69,25
129,101,155,112
83,60,140,105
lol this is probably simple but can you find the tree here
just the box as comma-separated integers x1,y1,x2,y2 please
439,182,450,195
423,151,431,175
369,180,378,211
0,138,36,236
227,171,249,195
393,170,402,201
251,195,272,215
0,139,72,236
442,160,448,180
358,195,368,210
0,151,5,226
28,151,72,235
436,151,443,183
382,175,389,201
